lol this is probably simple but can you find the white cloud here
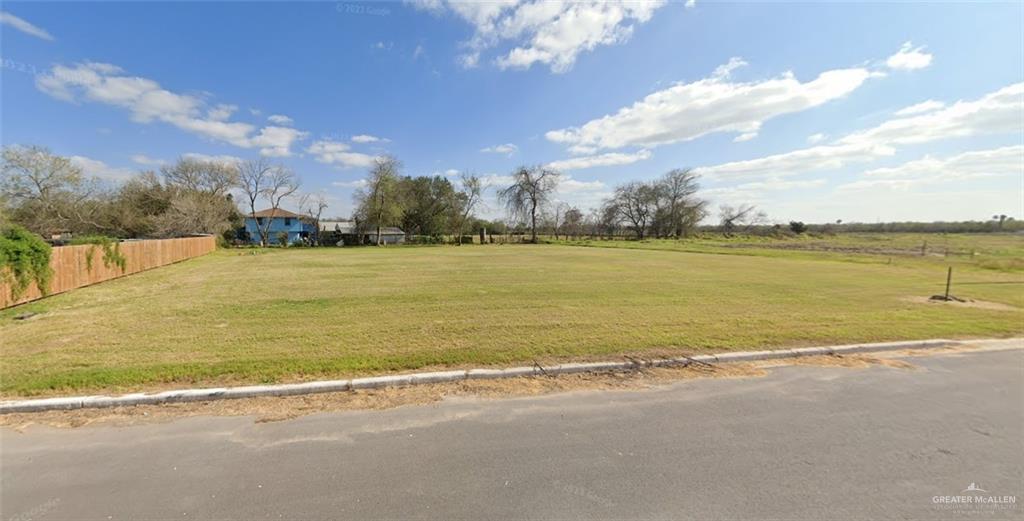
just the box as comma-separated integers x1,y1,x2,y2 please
699,82,1024,179
352,134,388,144
478,173,515,188
703,177,827,201
886,41,933,71
69,156,133,181
182,153,243,166
480,143,518,155
0,11,54,41
546,59,876,152
443,169,460,177
546,149,652,171
712,57,747,79
413,44,426,60
698,143,895,180
806,133,827,144
740,178,827,191
267,114,294,126
35,62,308,157
413,0,667,73
837,145,1024,191
130,154,166,166
733,132,757,143
307,139,379,169
558,176,607,192
685,0,696,8
248,126,308,157
894,100,945,116
332,179,369,189
839,83,1022,147
207,104,237,121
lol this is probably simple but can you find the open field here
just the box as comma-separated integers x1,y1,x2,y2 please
552,232,1024,271
2,241,1022,397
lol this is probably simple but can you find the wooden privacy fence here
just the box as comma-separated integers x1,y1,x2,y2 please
1,236,217,309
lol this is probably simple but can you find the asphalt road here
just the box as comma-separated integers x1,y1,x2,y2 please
2,347,1022,520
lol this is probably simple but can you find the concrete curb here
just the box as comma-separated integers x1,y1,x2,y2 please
0,338,962,414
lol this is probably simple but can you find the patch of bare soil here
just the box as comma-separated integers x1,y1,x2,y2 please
0,352,931,431
782,354,917,370
902,295,1019,311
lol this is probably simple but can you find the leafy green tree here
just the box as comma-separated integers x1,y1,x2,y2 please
398,175,457,237
355,156,403,246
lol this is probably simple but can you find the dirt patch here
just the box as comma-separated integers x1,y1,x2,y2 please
0,352,930,431
902,296,1019,312
782,354,917,370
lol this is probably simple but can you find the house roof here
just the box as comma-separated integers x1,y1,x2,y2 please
319,220,355,232
250,208,303,219
317,221,404,235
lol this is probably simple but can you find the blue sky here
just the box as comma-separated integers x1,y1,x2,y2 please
2,1,1021,222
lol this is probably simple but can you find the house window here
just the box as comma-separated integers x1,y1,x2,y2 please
257,217,264,225
285,218,292,226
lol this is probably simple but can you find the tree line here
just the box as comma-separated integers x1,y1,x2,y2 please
5,144,1015,247
351,162,712,244
1,145,245,241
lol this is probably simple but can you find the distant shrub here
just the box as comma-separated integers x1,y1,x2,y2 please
789,221,807,234
276,231,289,246
0,224,53,300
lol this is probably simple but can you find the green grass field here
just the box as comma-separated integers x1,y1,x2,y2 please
2,236,1022,397
551,232,1024,271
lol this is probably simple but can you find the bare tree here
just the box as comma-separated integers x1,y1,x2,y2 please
0,145,103,234
551,202,570,240
497,166,560,243
161,157,238,196
153,191,237,238
563,206,584,239
597,204,620,239
658,168,706,238
238,157,275,245
256,166,300,245
610,181,660,239
719,203,767,236
299,192,329,245
453,173,482,245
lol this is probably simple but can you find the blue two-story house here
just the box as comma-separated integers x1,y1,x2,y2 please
244,208,315,245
